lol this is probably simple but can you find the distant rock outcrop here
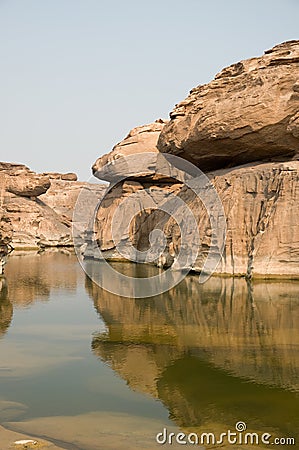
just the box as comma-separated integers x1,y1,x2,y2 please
90,41,299,278
0,162,105,249
0,211,13,274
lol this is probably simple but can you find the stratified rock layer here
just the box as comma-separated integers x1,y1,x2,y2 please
0,162,105,249
90,41,299,278
159,161,299,277
88,272,299,438
92,119,189,183
92,160,299,278
158,40,299,171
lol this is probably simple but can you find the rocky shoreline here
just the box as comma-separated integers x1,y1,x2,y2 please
88,40,299,279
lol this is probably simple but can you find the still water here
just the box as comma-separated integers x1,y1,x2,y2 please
0,251,298,449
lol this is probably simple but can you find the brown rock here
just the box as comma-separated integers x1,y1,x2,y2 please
158,40,299,171
157,161,299,278
0,161,51,197
7,173,51,197
0,162,105,249
40,180,105,222
92,180,180,261
42,172,78,181
90,160,299,278
92,119,186,183
0,213,13,246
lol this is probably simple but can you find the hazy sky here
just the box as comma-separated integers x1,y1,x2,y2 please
1,0,299,180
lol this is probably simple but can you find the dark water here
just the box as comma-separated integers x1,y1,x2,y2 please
0,252,298,449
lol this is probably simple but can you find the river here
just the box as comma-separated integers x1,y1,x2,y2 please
0,251,298,449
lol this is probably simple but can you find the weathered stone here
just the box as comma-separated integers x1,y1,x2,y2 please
0,211,13,274
92,119,187,183
90,160,299,278
42,172,78,181
40,180,105,222
158,40,299,171
89,41,299,278
0,162,51,197
92,180,181,261
6,174,51,197
88,275,299,432
157,161,299,278
0,213,13,246
0,162,105,249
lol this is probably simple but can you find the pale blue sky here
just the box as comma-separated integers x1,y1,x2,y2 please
1,0,298,180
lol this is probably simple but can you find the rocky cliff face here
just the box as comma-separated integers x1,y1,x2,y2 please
0,209,13,274
90,41,299,278
0,162,105,249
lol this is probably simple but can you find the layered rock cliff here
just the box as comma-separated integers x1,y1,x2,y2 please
90,41,299,278
0,162,105,250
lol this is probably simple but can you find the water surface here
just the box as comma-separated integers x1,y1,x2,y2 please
0,252,298,449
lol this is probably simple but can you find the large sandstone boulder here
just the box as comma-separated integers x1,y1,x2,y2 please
0,213,13,246
0,162,51,197
6,173,51,197
92,120,167,182
0,211,13,274
92,119,188,183
158,40,299,171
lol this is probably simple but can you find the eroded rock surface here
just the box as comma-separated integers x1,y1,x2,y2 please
92,119,169,182
0,211,13,273
158,161,299,277
89,41,299,278
158,40,299,171
0,162,105,249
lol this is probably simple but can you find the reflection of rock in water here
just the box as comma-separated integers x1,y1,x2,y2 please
0,276,12,337
87,266,299,436
4,251,80,307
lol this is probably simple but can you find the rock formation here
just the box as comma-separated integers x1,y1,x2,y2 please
158,40,299,171
87,120,183,262
0,211,13,274
93,120,168,182
0,162,105,249
90,41,299,278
